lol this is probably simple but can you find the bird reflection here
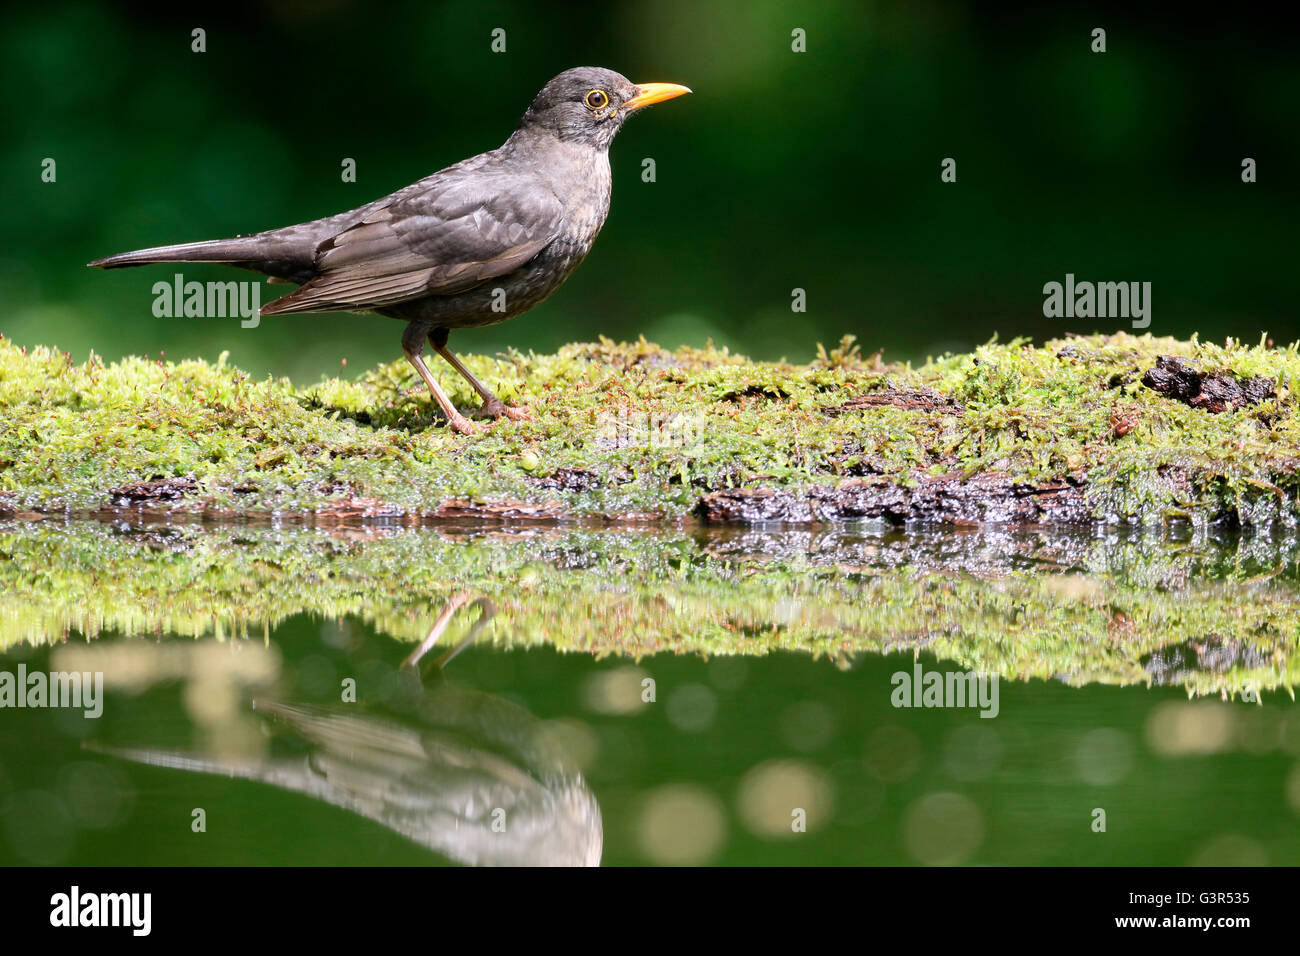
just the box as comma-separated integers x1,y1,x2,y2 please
96,593,602,866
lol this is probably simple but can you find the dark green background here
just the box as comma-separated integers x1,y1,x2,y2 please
4,0,1296,380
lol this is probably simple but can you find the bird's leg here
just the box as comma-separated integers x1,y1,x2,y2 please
400,591,473,671
430,596,497,672
400,592,497,677
429,329,532,422
401,322,481,435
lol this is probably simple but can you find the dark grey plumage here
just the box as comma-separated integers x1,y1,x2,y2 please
89,67,690,434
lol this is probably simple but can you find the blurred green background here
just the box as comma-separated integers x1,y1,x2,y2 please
3,0,1296,381
5,616,1295,866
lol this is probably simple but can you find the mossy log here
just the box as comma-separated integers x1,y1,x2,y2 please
2,331,1298,527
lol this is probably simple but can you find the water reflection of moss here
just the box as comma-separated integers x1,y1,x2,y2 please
3,332,1300,524
1,521,1295,698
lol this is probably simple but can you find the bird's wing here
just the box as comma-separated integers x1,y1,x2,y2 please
261,172,563,315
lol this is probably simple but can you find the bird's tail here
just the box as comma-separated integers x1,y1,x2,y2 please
85,740,317,795
87,237,270,270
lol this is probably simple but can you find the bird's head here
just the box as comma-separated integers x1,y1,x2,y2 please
520,67,690,148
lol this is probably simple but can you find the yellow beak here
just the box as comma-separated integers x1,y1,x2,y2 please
622,82,692,112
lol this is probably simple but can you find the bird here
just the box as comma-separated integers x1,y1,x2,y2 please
90,594,604,866
89,67,691,434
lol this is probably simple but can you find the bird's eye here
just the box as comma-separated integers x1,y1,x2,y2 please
584,89,609,110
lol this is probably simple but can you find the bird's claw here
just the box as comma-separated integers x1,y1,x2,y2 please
474,399,532,422
501,405,533,422
447,414,484,435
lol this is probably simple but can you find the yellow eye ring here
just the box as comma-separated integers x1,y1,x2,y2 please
584,89,609,110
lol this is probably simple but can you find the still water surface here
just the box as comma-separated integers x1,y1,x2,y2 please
0,520,1296,865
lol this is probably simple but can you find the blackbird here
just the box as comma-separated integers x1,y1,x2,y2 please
89,67,691,434
93,594,603,866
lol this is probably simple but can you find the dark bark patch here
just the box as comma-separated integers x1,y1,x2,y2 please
1141,356,1276,413
696,471,1092,526
108,475,197,506
530,468,604,492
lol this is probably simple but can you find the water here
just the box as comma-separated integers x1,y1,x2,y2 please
0,519,1297,865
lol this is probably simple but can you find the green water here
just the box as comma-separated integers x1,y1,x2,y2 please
0,520,1297,865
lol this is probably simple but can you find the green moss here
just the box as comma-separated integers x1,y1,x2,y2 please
0,520,1295,698
1,331,1298,524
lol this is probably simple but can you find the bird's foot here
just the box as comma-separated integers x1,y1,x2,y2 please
446,412,484,435
474,398,533,422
